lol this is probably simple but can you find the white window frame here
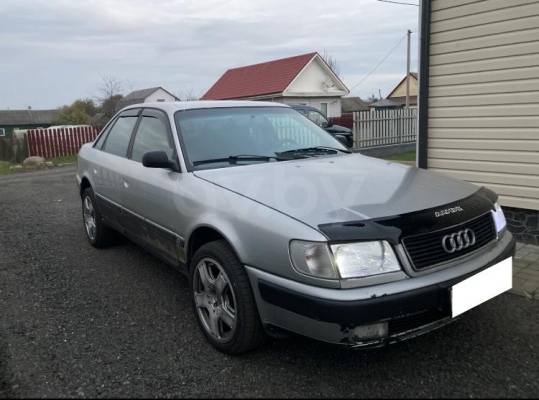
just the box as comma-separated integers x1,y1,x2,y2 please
320,103,328,116
0,128,5,137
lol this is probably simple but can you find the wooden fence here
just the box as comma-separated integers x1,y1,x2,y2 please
26,126,102,158
329,114,353,130
353,109,417,148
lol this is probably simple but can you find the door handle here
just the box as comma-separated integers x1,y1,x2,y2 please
123,176,130,188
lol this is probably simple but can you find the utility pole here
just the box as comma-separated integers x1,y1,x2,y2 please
406,29,412,109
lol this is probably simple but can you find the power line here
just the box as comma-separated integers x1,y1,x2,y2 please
377,0,419,6
349,33,408,92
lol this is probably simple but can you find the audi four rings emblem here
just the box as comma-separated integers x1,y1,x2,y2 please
441,229,476,254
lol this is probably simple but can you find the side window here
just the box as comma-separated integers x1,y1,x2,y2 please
102,116,138,157
93,119,115,150
307,111,325,127
131,116,174,162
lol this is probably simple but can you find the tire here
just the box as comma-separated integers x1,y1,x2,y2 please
189,240,266,355
81,187,114,248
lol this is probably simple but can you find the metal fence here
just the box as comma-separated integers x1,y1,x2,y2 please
26,126,102,158
353,109,417,148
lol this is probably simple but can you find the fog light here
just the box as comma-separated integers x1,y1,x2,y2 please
353,322,388,341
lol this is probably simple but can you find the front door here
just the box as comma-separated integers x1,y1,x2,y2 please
120,108,183,266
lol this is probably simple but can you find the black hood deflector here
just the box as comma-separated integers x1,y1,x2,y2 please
318,187,497,244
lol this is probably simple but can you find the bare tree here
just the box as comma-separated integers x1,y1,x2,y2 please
96,76,126,117
321,49,341,77
176,87,200,101
97,75,125,101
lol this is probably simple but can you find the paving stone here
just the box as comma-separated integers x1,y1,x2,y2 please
516,273,539,283
519,268,539,277
522,253,539,263
514,251,529,259
514,260,531,269
527,263,539,272
512,277,526,289
520,281,539,295
524,244,539,253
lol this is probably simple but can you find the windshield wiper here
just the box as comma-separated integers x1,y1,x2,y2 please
193,155,284,166
278,146,352,155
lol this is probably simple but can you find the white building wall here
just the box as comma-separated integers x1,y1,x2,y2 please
286,58,347,96
250,96,343,117
281,97,343,117
144,88,178,103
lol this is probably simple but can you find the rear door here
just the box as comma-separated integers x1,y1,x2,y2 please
92,108,141,231
120,108,183,265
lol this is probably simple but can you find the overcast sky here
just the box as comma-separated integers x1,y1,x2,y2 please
0,0,419,110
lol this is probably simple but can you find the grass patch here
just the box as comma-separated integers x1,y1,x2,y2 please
383,150,416,162
0,161,11,175
50,155,77,166
0,155,77,175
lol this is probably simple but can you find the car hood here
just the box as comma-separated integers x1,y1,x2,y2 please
327,124,352,134
192,154,481,229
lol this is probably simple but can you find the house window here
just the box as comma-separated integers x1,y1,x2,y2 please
320,103,328,116
0,128,5,137
157,99,165,102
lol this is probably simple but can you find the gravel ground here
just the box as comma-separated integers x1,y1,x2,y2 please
1,167,538,398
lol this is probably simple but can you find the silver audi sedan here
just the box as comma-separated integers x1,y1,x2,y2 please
77,101,515,354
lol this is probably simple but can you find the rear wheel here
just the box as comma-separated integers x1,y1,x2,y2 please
190,240,266,355
82,187,114,248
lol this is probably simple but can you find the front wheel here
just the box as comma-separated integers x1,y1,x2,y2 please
189,240,266,355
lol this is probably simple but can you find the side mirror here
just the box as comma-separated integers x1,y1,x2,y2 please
334,135,349,148
142,150,179,171
326,120,334,128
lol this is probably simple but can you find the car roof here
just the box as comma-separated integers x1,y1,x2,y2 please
121,100,291,113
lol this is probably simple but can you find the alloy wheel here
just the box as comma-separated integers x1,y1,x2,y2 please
83,196,97,241
193,258,237,343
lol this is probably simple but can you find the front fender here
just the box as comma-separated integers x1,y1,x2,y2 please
178,176,340,289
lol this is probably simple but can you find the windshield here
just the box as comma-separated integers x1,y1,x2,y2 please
175,107,348,170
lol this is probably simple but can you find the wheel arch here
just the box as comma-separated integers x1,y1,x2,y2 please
186,224,244,271
80,175,92,197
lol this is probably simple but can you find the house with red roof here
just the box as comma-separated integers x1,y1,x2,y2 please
201,52,349,117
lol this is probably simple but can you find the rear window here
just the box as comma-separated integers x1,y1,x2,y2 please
103,116,138,158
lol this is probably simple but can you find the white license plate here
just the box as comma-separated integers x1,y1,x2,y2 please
451,257,513,318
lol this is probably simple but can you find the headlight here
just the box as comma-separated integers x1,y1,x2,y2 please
289,241,338,279
330,241,401,279
289,240,401,280
492,202,507,234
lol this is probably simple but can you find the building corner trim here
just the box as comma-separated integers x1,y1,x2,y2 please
417,0,431,169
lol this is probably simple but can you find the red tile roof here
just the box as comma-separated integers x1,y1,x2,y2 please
201,52,318,100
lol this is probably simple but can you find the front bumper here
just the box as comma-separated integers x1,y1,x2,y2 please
246,231,515,347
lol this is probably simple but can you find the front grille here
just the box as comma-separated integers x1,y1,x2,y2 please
388,310,449,336
402,213,496,271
